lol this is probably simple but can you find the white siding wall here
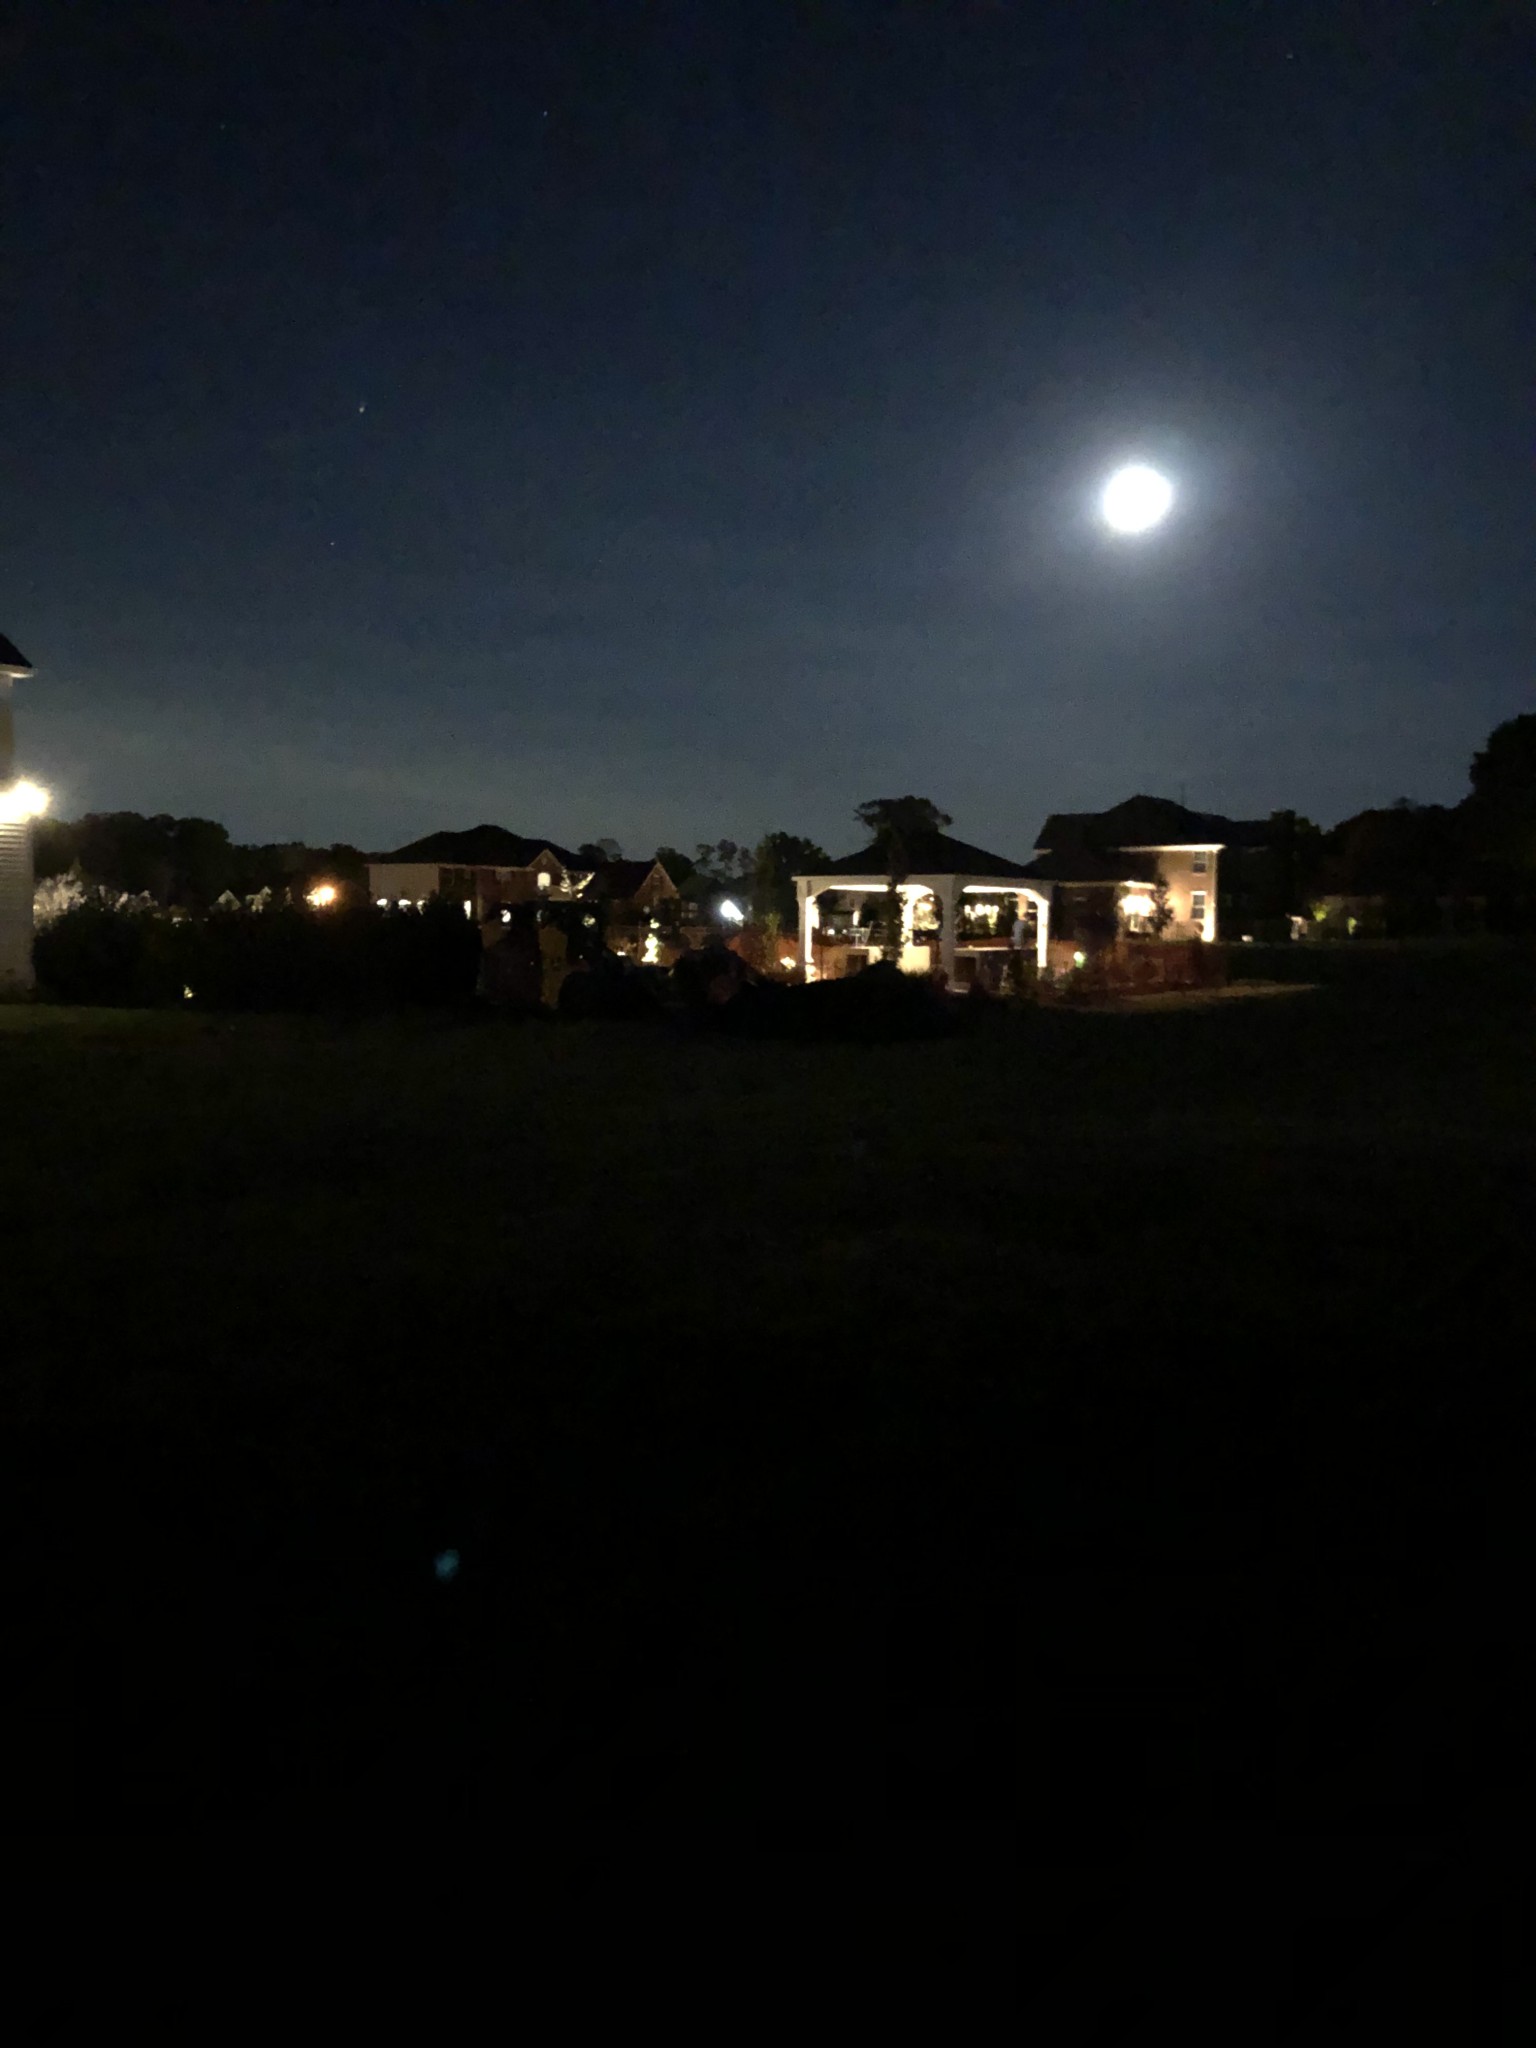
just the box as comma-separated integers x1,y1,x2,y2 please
0,685,32,988
0,820,33,988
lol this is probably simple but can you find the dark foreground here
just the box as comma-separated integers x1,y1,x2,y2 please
2,948,1521,1975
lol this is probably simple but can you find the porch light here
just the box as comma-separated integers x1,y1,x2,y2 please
0,778,50,823
1119,892,1154,919
718,898,745,924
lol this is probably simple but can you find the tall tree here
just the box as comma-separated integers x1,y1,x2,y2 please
853,796,953,884
853,796,952,958
750,831,829,928
1468,714,1536,872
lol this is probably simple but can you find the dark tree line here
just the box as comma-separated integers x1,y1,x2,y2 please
28,711,1536,940
1284,715,1536,932
33,812,367,909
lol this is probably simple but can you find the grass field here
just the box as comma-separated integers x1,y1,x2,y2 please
3,944,1526,1867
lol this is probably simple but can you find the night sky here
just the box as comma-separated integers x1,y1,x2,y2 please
6,1,1530,856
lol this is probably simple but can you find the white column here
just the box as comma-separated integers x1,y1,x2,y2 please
939,877,959,985
798,878,818,979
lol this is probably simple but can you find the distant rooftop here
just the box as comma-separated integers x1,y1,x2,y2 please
591,857,676,899
808,828,1038,881
1035,794,1270,854
372,825,580,867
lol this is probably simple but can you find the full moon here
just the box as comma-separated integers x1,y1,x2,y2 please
1100,463,1174,534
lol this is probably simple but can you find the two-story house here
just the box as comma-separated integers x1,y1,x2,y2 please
1024,796,1271,943
366,826,586,921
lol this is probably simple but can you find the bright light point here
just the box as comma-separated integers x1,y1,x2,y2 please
718,898,745,925
0,778,51,824
780,955,796,970
1100,464,1174,534
1120,892,1155,919
306,882,338,908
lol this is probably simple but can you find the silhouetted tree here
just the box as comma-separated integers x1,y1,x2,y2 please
576,838,622,867
653,847,696,898
750,831,829,927
1467,714,1536,873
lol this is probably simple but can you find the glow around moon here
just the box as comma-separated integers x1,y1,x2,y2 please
1100,464,1174,534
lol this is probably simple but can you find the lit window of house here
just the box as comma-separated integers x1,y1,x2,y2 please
1190,890,1208,925
1191,850,1209,874
537,871,552,891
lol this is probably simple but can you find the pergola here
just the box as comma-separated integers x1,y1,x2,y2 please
794,831,1052,983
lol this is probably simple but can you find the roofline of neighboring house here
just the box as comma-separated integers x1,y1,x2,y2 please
366,847,573,869
795,869,1047,886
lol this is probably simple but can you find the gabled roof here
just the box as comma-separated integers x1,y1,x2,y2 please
0,631,32,675
1035,794,1268,853
808,829,1036,880
1018,847,1161,885
591,857,676,900
371,825,580,867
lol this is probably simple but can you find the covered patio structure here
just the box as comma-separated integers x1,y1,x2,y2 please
794,830,1052,985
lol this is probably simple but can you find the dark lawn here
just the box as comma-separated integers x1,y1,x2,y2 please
2,950,1525,1886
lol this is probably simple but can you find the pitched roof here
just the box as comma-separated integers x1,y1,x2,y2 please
809,829,1036,880
371,825,580,866
1017,847,1161,885
1035,794,1269,853
0,631,32,674
591,858,675,900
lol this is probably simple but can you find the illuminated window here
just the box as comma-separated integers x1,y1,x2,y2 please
537,871,552,891
1191,850,1209,874
1191,891,1208,924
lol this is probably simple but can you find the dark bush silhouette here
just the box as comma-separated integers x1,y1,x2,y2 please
557,954,667,1021
35,899,481,1011
33,900,192,1006
710,959,960,1042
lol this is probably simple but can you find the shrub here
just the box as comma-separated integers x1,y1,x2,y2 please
34,897,483,1011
